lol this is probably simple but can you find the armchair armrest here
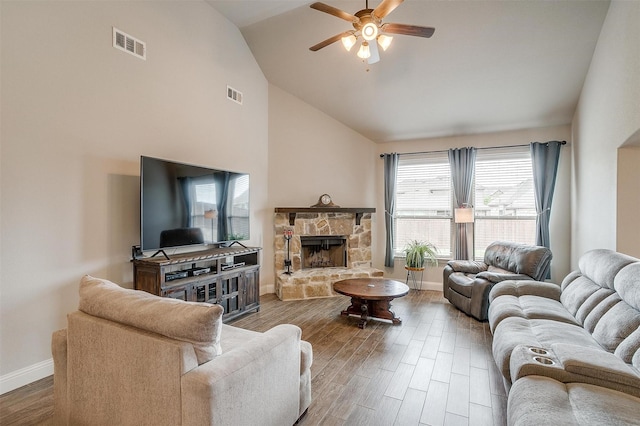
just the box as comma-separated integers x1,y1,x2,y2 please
446,260,488,274
181,324,302,426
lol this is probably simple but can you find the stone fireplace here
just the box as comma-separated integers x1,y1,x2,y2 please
274,208,383,300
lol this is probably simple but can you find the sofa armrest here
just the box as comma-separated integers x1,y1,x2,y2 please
551,343,640,390
446,260,488,274
509,343,640,398
181,324,302,426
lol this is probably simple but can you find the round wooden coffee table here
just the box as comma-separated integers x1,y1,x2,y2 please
333,278,410,329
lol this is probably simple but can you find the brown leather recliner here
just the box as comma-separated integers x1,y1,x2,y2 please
443,241,552,321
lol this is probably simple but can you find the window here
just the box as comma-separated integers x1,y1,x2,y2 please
474,146,536,259
394,152,451,258
393,146,537,260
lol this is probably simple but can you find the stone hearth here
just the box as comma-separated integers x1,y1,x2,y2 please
274,209,382,301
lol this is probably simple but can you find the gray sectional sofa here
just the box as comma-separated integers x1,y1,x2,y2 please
488,249,640,425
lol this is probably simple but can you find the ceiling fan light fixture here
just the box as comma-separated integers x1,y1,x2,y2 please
357,41,371,59
361,22,378,41
341,34,357,51
377,34,393,51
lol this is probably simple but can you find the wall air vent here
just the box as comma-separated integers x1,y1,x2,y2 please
113,27,146,60
227,85,243,105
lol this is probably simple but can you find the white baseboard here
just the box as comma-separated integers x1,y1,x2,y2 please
411,280,442,292
261,283,275,295
0,358,53,395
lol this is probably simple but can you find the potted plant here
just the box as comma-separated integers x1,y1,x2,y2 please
403,240,438,269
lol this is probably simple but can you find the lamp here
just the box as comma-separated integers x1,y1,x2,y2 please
341,33,357,51
454,207,474,224
357,41,371,59
377,34,393,51
204,209,217,242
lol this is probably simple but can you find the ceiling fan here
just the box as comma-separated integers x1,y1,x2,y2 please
309,0,435,64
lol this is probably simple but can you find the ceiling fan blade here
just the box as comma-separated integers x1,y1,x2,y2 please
310,2,359,23
309,31,353,51
382,23,435,38
368,40,380,64
373,0,404,20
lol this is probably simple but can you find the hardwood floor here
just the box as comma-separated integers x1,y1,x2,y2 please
0,290,507,426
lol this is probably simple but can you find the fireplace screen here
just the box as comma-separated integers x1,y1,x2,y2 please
300,236,347,269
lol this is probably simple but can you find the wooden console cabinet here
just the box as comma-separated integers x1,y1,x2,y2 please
133,246,261,322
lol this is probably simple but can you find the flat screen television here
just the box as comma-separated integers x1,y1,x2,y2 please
140,156,250,253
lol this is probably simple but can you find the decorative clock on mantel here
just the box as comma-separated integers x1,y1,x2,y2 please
311,193,339,208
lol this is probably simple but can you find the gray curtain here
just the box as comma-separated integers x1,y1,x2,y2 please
448,148,477,260
530,141,562,250
383,153,399,267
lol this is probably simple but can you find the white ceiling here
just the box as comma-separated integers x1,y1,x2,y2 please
207,0,610,142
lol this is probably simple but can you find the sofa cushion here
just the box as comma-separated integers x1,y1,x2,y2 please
483,241,552,281
79,275,223,364
616,262,640,311
488,294,579,333
508,376,640,426
575,249,637,291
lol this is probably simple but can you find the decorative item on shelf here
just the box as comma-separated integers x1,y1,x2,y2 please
283,229,293,275
454,204,474,223
403,239,438,290
311,193,339,208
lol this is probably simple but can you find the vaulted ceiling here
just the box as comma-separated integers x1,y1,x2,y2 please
207,0,610,142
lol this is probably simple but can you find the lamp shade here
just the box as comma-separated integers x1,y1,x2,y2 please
454,207,474,223
377,34,393,51
357,42,371,59
341,34,357,51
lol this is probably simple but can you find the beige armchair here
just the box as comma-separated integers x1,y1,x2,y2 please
52,276,312,425
443,241,552,320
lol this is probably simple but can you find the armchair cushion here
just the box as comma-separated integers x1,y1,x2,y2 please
79,275,223,364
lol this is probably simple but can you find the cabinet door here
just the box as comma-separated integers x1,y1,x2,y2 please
219,273,241,318
162,285,189,301
193,280,218,304
243,268,260,311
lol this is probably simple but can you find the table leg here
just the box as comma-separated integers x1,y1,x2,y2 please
358,303,368,329
340,297,403,327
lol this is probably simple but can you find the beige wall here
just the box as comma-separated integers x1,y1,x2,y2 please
373,125,573,287
266,84,377,291
0,1,268,389
571,0,640,264
617,143,640,257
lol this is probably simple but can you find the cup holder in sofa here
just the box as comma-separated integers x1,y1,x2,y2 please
533,356,555,365
528,347,549,355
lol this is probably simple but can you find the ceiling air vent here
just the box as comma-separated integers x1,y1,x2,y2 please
113,27,146,60
227,85,243,105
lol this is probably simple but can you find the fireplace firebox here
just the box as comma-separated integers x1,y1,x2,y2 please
300,236,347,269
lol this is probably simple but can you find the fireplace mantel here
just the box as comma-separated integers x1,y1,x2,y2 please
274,207,376,225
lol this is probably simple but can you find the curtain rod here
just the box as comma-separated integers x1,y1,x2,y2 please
379,140,566,158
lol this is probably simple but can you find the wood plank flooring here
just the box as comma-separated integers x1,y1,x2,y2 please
0,290,507,426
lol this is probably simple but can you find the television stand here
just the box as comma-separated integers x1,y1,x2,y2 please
133,246,261,323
